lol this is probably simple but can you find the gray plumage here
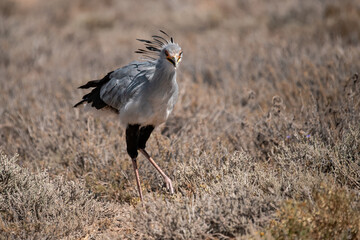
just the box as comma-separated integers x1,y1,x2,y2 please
74,31,183,201
75,36,182,128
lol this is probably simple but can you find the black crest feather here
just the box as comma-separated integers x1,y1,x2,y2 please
135,30,174,57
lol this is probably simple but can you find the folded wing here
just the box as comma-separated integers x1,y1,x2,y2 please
74,61,156,112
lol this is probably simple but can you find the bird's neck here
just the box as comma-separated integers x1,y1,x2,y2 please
152,59,177,86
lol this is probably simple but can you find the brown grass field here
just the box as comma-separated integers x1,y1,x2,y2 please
1,0,360,239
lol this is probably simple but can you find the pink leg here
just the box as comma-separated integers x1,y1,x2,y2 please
139,149,174,194
132,158,144,201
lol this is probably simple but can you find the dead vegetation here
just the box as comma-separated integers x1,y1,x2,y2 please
0,152,116,239
270,184,359,240
0,0,359,239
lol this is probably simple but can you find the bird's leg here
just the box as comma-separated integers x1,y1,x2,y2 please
139,149,174,194
131,158,143,202
126,124,144,201
138,125,173,194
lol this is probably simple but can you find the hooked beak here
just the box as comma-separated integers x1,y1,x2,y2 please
166,56,177,67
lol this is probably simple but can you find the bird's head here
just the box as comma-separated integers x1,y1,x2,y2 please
135,30,183,69
161,44,183,68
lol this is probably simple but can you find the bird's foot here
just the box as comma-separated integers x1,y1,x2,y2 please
164,177,174,194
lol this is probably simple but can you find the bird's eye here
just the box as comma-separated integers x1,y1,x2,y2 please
165,50,169,57
179,51,183,56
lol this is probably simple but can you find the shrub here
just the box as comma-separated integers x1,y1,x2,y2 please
269,184,360,240
0,152,113,239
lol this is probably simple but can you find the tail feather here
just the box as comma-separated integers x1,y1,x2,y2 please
74,71,114,110
78,79,102,89
73,99,86,108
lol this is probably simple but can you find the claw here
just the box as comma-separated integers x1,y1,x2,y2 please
164,177,174,194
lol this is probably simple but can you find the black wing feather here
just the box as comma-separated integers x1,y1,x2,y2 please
74,71,115,110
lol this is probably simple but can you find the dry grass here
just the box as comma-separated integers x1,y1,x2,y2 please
0,152,116,239
269,184,360,240
1,0,360,239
